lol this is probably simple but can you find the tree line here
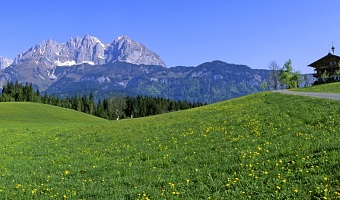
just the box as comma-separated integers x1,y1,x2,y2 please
266,59,309,90
0,81,205,120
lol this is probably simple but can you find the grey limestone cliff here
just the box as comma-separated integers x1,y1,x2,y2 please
105,36,166,67
13,34,165,68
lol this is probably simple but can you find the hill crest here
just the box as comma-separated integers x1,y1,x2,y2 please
0,102,105,126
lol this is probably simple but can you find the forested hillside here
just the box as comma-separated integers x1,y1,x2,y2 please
1,60,270,103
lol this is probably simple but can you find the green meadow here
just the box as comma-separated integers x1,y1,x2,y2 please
293,82,340,93
0,92,339,199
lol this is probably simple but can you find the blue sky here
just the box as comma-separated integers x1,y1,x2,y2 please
0,1,340,73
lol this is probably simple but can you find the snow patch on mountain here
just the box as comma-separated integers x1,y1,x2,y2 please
56,60,77,66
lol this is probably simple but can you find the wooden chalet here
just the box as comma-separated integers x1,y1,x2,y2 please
308,45,340,83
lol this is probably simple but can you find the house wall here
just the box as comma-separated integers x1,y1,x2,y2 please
312,56,340,78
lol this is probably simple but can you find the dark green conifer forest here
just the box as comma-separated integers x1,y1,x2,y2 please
0,81,204,120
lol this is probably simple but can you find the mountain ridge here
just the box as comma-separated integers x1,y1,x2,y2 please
1,35,272,103
0,34,166,90
11,34,165,68
44,60,269,103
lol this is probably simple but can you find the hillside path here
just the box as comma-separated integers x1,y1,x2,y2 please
271,90,340,101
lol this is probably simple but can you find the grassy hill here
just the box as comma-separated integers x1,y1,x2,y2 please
0,93,339,199
0,102,106,128
293,82,340,93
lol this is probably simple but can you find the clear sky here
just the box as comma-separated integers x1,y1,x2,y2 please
0,0,340,73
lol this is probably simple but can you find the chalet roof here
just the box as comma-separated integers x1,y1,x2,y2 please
308,53,340,67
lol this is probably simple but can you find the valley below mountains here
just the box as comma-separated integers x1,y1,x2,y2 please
0,35,269,103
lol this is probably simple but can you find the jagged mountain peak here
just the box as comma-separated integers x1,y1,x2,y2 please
82,34,103,45
112,35,144,52
12,34,165,67
106,35,166,67
1,35,166,90
114,35,132,42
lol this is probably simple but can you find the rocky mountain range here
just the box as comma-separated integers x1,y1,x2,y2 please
0,35,271,103
0,34,165,90
12,34,165,67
